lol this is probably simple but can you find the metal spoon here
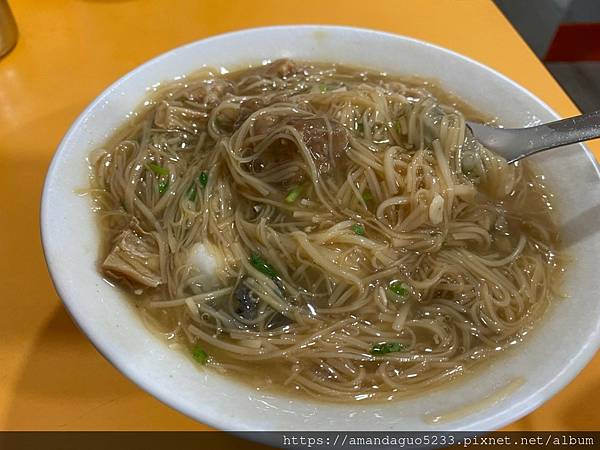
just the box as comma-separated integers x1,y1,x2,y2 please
466,110,600,163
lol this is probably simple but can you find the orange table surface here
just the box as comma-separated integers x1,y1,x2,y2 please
0,0,598,432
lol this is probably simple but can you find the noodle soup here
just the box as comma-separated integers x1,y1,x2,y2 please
89,60,563,402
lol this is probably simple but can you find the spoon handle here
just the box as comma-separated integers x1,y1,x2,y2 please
467,110,600,163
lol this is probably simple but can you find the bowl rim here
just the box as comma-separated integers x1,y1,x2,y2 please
41,24,600,432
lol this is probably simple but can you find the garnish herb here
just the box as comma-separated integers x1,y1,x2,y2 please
390,281,410,297
199,171,209,188
250,253,278,278
188,172,209,200
362,190,373,202
370,342,406,355
319,84,327,93
285,185,303,203
192,346,208,364
158,180,169,194
148,163,169,177
188,184,197,201
389,281,410,298
352,223,365,236
147,163,169,194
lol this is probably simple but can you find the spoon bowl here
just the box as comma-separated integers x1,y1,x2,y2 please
467,110,600,163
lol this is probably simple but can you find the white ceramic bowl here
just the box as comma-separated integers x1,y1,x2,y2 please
41,26,600,431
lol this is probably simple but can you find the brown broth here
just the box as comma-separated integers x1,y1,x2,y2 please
90,60,564,403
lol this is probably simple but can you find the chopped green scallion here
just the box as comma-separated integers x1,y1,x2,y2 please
158,180,169,194
389,281,410,298
188,183,197,201
147,163,169,177
199,171,209,188
192,346,208,364
147,163,169,194
362,190,373,202
370,342,406,355
250,253,278,278
285,185,303,203
319,83,327,93
188,171,209,200
352,223,365,236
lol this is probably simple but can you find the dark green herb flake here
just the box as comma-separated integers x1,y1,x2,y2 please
158,180,169,194
370,342,406,355
250,253,278,278
352,223,365,236
192,346,208,364
389,281,410,298
199,171,209,188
